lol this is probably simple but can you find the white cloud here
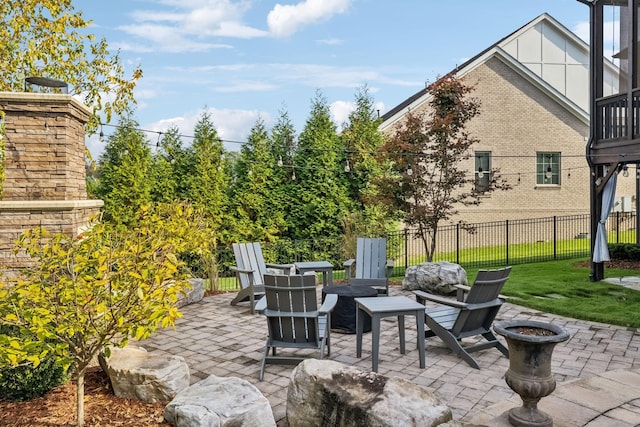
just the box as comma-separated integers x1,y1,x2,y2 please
330,100,354,129
267,0,351,38
213,80,278,92
118,24,233,52
146,107,272,151
317,38,343,45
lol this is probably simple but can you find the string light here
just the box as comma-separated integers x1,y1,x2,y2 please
623,165,629,177
344,160,351,173
277,155,283,167
477,167,484,179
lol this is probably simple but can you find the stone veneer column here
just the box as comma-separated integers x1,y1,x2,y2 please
0,92,103,273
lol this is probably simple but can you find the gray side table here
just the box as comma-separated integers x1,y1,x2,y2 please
294,261,333,287
355,296,426,372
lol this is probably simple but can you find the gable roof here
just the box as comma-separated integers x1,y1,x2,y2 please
380,13,593,131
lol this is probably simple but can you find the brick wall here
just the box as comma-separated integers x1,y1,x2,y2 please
382,57,636,225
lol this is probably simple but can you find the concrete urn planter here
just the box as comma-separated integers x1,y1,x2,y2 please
493,320,570,427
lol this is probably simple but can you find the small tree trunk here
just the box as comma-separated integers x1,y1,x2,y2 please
76,369,85,426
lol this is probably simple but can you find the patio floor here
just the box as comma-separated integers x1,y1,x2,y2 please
140,285,640,426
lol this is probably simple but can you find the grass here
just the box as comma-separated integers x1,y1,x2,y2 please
458,259,640,328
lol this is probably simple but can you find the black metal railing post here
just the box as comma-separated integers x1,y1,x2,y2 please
505,219,510,265
553,216,557,260
456,222,460,265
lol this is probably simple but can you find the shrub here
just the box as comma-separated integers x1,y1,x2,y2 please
0,326,68,401
608,243,640,261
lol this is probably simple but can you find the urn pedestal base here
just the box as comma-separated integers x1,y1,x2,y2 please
494,320,570,427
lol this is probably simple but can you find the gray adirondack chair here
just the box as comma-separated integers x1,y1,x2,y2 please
413,266,512,369
255,273,338,381
229,242,294,314
343,237,394,295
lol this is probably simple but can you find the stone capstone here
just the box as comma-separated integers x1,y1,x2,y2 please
164,375,276,427
98,345,190,403
177,278,205,307
402,261,468,295
286,359,452,427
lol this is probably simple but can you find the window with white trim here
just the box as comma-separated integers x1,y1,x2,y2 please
536,152,561,185
475,151,491,193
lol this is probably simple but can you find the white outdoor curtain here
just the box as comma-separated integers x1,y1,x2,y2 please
593,172,618,263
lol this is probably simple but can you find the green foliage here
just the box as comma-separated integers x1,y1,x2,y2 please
0,326,68,401
185,112,229,238
289,90,353,241
608,243,640,261
231,118,286,242
0,1,141,130
0,202,213,425
0,110,4,198
151,127,187,203
96,117,153,225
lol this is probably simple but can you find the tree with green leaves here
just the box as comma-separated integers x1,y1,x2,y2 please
269,109,298,239
0,202,214,426
0,0,141,130
290,91,352,241
185,112,229,238
376,75,510,261
231,118,285,242
340,86,396,249
150,127,187,203
96,117,153,225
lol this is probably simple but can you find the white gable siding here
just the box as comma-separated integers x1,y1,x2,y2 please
501,21,589,112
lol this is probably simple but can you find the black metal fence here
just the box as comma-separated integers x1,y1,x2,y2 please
215,212,637,282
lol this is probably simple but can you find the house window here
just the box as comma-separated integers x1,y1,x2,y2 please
475,151,491,193
536,153,561,185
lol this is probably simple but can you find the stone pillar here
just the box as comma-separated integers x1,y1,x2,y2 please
0,92,103,273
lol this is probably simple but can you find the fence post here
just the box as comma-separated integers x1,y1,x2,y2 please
404,229,409,272
553,216,557,260
505,219,510,265
456,222,460,265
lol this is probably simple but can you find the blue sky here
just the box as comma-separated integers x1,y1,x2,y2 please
76,0,590,157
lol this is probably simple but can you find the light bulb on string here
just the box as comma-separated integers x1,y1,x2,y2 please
277,156,283,167
477,167,484,179
545,166,553,179
406,165,413,176
344,160,351,173
623,165,629,177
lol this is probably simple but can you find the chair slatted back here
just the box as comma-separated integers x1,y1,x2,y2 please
453,267,511,336
264,274,319,344
355,237,387,280
233,242,268,289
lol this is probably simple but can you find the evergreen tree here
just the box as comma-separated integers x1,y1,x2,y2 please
269,109,298,239
150,127,185,203
185,112,229,237
231,119,285,242
96,117,152,225
290,91,352,241
340,86,396,243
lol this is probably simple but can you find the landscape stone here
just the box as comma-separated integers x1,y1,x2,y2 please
176,278,205,307
98,345,190,403
286,359,452,427
402,261,467,295
164,375,276,427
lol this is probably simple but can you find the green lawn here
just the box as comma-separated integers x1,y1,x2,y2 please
460,259,640,328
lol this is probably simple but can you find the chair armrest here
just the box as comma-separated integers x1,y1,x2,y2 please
454,284,471,301
343,259,355,268
413,290,468,309
319,294,338,314
265,263,295,272
454,284,510,301
465,299,504,311
230,266,255,274
254,296,267,314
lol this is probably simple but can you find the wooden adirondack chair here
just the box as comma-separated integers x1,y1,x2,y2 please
229,242,294,314
255,273,338,381
343,237,394,295
413,266,512,369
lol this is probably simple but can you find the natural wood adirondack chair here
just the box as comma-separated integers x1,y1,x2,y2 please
229,242,294,314
343,237,394,295
413,266,512,369
255,273,338,381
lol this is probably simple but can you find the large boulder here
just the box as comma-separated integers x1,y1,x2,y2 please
177,278,205,307
287,359,452,427
402,262,467,295
164,375,276,427
98,345,190,403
